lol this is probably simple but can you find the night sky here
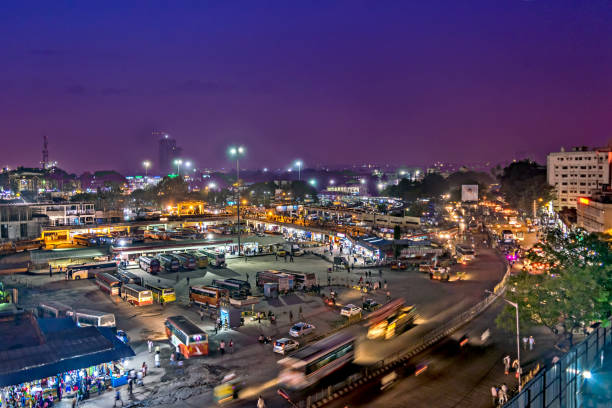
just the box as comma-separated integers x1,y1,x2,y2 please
2,1,612,174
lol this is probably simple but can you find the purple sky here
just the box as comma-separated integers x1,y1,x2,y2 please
1,1,612,174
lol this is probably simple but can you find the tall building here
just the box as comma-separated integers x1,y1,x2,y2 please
547,146,612,210
157,132,182,175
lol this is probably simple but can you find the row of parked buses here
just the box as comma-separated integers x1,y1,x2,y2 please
95,271,177,306
255,270,317,291
37,301,116,328
138,249,226,275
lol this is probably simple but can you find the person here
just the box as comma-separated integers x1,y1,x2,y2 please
512,359,520,378
154,353,160,368
246,273,249,282
113,389,123,407
155,344,160,354
220,340,226,355
490,386,498,407
258,334,265,343
522,336,528,350
186,276,190,285
72,396,77,408
500,383,508,404
170,352,175,365
229,339,234,354
148,340,153,353
142,362,147,377
257,395,266,408
503,355,511,375
49,265,53,277
529,335,535,350
552,355,560,364
379,269,382,277
128,378,133,396
199,308,204,321
289,310,293,321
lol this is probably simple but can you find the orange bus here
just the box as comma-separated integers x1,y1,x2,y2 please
165,315,208,358
95,272,121,296
189,285,228,309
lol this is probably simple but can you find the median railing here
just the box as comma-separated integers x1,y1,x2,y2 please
297,265,512,407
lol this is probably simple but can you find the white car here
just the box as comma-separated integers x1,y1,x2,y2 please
273,338,299,354
341,304,362,317
289,322,315,337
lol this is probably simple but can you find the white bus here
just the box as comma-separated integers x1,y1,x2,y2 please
69,309,116,328
278,332,355,390
37,301,73,318
66,261,117,280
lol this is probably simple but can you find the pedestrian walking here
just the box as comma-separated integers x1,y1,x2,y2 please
522,336,528,350
128,378,133,396
503,355,511,375
246,273,249,282
490,386,498,407
113,389,123,407
289,310,293,321
500,383,508,403
154,353,160,368
147,340,152,353
529,335,535,350
386,291,391,302
186,276,190,285
49,265,53,277
257,395,266,408
142,362,147,377
275,253,278,261
155,344,160,354
229,339,234,354
219,340,226,356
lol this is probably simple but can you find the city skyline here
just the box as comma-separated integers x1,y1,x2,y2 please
2,1,612,173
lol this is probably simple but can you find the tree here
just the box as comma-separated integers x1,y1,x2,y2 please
498,160,553,214
154,176,189,205
496,229,612,347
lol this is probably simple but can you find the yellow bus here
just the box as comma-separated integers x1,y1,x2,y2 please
144,282,176,304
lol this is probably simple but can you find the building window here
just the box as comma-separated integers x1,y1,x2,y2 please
20,223,27,238
0,224,7,239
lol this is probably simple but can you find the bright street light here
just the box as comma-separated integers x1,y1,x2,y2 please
309,179,317,186
142,160,151,177
208,182,217,189
329,179,335,185
228,145,246,257
174,159,183,175
360,178,366,185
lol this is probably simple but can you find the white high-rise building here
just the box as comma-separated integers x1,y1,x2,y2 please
547,146,612,210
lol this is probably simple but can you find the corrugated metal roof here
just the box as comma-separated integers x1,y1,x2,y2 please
30,248,109,264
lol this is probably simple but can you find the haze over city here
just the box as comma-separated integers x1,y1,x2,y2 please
3,0,612,173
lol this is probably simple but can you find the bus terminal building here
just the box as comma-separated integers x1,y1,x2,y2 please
0,305,134,405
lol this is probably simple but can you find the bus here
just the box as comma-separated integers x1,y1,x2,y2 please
70,309,116,328
224,278,252,296
278,332,355,390
73,234,99,246
191,253,209,268
157,254,180,272
211,279,248,299
165,315,209,359
255,270,294,292
281,270,316,290
198,249,226,268
366,299,416,340
66,261,117,280
189,285,228,308
455,244,476,263
96,272,122,296
139,256,161,274
116,269,144,286
121,284,154,306
145,282,176,304
37,301,73,318
173,253,197,270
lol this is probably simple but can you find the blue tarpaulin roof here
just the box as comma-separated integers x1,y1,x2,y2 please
0,317,134,387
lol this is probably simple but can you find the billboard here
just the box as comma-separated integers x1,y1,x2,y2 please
461,185,478,202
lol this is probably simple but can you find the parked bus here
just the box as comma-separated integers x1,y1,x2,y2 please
156,254,180,272
139,256,161,274
173,253,197,270
224,278,252,296
211,279,248,299
73,234,99,247
455,244,476,263
95,272,121,296
281,270,316,290
66,261,117,280
116,269,143,286
165,315,209,358
255,270,294,292
37,301,73,318
278,332,355,390
366,299,416,340
198,249,226,268
145,282,176,304
189,285,228,308
70,309,116,328
121,284,154,306
191,253,209,268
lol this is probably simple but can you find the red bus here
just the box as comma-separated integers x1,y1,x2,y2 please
165,315,209,358
121,284,153,306
95,272,121,296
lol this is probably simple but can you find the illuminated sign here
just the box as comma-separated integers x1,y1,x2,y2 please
579,197,590,205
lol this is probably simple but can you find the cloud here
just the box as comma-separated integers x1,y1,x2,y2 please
176,79,222,93
66,84,87,95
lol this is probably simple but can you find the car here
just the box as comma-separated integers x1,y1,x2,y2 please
273,338,299,354
289,322,315,337
340,304,362,317
362,299,380,311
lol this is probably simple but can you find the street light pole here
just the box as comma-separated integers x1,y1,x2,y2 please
229,146,245,257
